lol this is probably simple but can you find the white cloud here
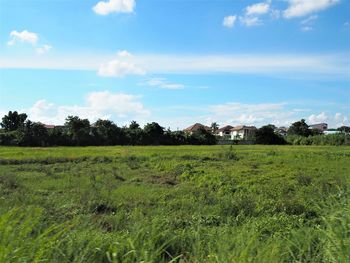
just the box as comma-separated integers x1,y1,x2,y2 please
26,91,150,125
98,59,145,77
245,2,270,16
301,26,313,31
117,50,132,57
7,30,38,46
223,15,237,28
207,102,293,127
283,0,339,18
308,112,349,127
301,15,318,24
36,44,52,55
239,16,261,26
308,112,328,123
93,0,135,15
144,78,184,89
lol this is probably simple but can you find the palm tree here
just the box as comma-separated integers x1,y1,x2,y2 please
211,122,219,133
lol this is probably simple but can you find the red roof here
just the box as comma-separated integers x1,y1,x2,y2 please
184,123,211,132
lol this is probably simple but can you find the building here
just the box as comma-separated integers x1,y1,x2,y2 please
230,125,257,140
309,123,328,133
183,123,211,134
216,125,234,137
275,126,288,137
324,130,341,135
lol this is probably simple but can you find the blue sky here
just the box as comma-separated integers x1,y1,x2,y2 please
0,0,349,129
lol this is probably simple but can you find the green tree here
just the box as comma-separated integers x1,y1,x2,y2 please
143,122,164,145
93,119,123,145
190,127,217,145
255,125,286,145
211,122,219,133
126,121,144,145
19,121,49,146
288,119,312,137
65,116,91,145
337,126,350,133
1,111,27,131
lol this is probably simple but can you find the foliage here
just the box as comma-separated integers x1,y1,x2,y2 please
286,133,350,146
0,111,27,131
287,119,313,137
255,125,286,145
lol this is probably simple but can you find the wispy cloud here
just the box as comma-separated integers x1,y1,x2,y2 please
144,78,185,89
1,52,349,79
223,15,237,28
36,45,52,55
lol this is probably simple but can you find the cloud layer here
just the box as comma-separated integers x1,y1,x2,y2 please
25,91,150,125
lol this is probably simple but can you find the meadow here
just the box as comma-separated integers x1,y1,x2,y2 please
0,145,349,262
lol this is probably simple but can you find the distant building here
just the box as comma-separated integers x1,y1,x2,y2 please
216,125,234,137
43,124,56,129
275,126,288,137
230,125,257,140
183,123,211,134
324,130,341,135
309,123,328,133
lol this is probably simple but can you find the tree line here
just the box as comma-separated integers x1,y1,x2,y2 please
0,111,349,146
0,111,216,146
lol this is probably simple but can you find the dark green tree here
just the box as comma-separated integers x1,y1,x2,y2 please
288,119,312,137
189,127,217,145
337,126,350,133
126,121,144,145
255,125,286,145
211,122,219,133
93,119,123,145
143,122,164,145
65,116,91,145
1,111,27,131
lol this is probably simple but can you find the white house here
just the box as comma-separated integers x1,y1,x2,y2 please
230,125,257,140
216,125,233,137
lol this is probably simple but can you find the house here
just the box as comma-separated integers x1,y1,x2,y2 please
183,123,211,134
230,125,256,140
275,126,288,137
310,123,328,133
43,124,56,129
216,125,234,137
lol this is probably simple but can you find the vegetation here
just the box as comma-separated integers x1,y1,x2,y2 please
0,111,216,146
0,145,349,262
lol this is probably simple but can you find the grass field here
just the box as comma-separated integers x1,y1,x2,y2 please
0,145,349,262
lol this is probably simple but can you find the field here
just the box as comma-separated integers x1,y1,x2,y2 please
0,145,349,262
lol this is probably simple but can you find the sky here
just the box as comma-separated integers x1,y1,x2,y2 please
0,0,349,130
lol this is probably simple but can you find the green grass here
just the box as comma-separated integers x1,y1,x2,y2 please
0,145,349,262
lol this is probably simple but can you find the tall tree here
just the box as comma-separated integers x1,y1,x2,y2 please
1,111,27,131
143,122,164,145
65,116,91,145
288,119,312,137
211,122,219,133
93,119,123,145
255,125,286,145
